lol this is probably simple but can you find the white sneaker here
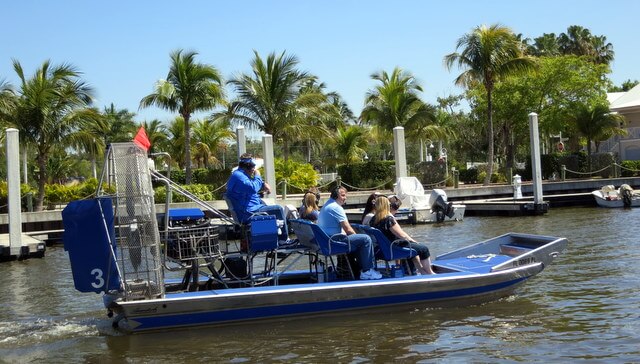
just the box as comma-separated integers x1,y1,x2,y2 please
360,269,382,280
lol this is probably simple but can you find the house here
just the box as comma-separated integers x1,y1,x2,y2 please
604,83,640,160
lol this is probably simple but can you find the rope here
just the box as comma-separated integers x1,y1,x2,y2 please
615,162,640,173
423,178,449,188
317,180,334,189
283,180,309,192
210,183,227,193
341,179,393,191
564,165,611,176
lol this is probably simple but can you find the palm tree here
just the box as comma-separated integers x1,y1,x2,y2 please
558,26,593,56
8,59,96,210
444,24,535,185
102,103,137,143
590,35,615,65
558,25,614,65
139,119,169,154
333,125,369,165
224,51,331,160
140,49,225,184
68,107,108,178
571,103,626,171
165,116,186,171
68,103,139,180
0,79,16,125
361,67,439,162
361,67,433,131
529,33,561,57
192,118,235,168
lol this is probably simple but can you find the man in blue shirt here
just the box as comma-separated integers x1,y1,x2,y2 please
318,186,382,280
225,153,287,240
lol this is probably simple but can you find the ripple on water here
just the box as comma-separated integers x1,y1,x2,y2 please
0,317,100,349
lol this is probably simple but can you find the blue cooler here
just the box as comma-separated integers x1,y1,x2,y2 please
249,215,278,251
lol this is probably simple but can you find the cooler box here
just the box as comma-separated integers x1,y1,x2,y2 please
249,215,278,251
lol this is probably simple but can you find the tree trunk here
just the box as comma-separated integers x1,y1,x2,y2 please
504,122,514,173
183,112,192,184
36,154,47,212
283,138,289,161
22,148,28,184
587,137,592,172
484,88,494,186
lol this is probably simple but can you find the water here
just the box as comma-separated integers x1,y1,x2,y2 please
1,207,639,363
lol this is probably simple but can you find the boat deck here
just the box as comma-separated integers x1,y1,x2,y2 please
158,251,518,300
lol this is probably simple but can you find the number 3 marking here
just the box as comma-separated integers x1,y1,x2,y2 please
91,268,105,289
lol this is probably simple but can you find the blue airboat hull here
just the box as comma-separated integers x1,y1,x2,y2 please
114,269,536,332
110,232,566,333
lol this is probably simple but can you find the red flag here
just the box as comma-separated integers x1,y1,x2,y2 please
133,127,151,152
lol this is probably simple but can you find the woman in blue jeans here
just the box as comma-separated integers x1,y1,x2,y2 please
369,195,435,275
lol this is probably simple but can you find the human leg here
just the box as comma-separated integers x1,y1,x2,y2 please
346,233,378,273
410,242,435,275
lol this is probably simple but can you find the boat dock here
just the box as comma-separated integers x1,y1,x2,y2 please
0,233,46,261
1,177,639,242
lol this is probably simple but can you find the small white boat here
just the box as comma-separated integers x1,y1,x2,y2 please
394,177,465,223
61,143,567,334
592,184,640,208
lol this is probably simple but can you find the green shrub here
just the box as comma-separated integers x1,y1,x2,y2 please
275,159,320,194
477,171,505,184
620,160,640,177
337,161,395,190
458,168,478,184
154,183,213,203
414,161,447,186
45,184,73,206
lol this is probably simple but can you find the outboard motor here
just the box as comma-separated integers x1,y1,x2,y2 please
619,184,633,207
429,189,455,222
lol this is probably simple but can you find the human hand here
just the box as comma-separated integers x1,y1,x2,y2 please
262,182,271,194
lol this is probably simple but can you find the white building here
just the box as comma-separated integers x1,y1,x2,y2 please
604,84,640,160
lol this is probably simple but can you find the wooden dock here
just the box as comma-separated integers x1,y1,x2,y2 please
0,233,46,262
0,177,637,239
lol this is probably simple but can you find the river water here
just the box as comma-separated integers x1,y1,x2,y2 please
1,206,639,363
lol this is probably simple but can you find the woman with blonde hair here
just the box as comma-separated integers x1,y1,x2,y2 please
370,195,435,275
299,190,320,222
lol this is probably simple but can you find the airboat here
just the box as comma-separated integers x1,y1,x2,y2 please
62,143,567,333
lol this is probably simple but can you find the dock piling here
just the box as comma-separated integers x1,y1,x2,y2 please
1,128,45,262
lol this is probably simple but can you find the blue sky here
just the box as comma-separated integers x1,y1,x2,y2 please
3,1,639,129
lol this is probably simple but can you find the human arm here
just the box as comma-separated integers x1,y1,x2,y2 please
340,220,357,235
230,169,264,194
261,181,271,194
389,217,416,242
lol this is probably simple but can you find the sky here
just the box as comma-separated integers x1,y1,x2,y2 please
3,0,639,134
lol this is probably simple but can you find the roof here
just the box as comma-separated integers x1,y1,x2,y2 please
609,83,640,111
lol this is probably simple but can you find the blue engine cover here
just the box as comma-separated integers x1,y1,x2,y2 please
62,198,120,293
